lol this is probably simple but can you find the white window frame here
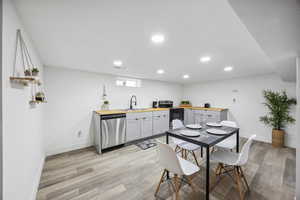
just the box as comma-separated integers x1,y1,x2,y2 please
115,77,142,88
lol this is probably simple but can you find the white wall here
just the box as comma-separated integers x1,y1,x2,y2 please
44,66,183,155
2,1,45,200
183,74,297,147
296,57,300,199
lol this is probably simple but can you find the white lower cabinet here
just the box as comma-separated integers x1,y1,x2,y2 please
126,118,141,142
193,110,204,124
153,111,169,135
126,111,169,142
126,112,153,142
184,108,194,125
192,109,227,124
141,115,153,138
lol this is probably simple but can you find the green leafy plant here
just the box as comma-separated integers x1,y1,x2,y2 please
181,100,190,105
260,90,296,130
104,100,109,105
32,67,39,73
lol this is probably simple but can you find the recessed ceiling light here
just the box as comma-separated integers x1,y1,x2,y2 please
224,66,233,72
151,33,165,44
156,69,165,74
183,74,190,79
200,56,211,63
113,60,123,67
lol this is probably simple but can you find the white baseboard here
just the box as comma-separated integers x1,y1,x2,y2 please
240,132,295,148
46,141,93,156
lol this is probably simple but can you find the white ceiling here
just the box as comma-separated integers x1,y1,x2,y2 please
228,0,300,82
13,0,275,83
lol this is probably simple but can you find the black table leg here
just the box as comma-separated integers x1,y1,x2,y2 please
236,129,239,153
166,133,170,179
206,146,210,200
201,146,203,157
166,133,169,145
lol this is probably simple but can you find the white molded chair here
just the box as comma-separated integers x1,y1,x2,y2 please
215,120,238,151
172,119,187,146
155,142,200,199
172,119,202,166
211,135,256,200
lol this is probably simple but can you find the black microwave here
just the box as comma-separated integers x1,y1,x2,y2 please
158,100,173,108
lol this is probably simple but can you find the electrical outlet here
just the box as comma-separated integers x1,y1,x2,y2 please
77,131,82,138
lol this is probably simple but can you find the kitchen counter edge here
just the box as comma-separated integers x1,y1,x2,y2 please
95,107,227,115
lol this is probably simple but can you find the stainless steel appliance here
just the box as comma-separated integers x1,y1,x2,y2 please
158,100,173,108
100,113,126,149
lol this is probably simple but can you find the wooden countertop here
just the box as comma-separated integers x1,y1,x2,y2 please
179,106,228,111
95,108,169,115
95,107,227,115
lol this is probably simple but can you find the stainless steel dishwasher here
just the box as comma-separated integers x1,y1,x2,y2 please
100,113,126,150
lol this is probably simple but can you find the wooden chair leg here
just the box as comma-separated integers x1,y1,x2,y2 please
186,176,196,192
215,163,222,176
155,169,166,196
175,145,179,153
191,151,200,166
239,166,250,192
234,167,244,200
174,174,180,200
219,163,224,175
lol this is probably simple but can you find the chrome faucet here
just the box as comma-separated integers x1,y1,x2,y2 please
130,95,137,110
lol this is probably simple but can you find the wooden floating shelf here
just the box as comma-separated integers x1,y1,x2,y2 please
10,76,41,86
10,76,35,81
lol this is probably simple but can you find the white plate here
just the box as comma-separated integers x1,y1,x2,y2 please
186,124,202,129
206,122,222,127
180,130,200,137
206,128,228,135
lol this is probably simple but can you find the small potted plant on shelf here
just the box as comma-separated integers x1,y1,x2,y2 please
24,69,31,76
180,100,191,107
260,90,296,148
35,92,45,102
31,67,39,76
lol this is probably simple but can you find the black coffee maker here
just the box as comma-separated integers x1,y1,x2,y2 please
204,103,210,108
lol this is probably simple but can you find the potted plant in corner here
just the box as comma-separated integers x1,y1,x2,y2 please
260,90,296,148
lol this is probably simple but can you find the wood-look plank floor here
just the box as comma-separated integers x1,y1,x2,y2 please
37,138,295,200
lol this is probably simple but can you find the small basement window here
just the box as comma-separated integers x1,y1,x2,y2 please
115,77,141,88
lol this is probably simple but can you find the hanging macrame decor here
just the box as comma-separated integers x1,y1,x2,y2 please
10,29,40,85
30,82,47,104
10,29,46,105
